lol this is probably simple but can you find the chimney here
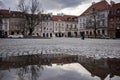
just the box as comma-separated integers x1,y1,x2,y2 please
110,0,115,6
9,8,10,13
92,2,95,5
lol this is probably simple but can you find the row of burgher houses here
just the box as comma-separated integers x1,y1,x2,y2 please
0,0,120,38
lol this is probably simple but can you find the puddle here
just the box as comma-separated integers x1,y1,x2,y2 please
0,54,120,80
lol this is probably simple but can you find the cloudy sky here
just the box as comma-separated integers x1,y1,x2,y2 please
0,0,120,16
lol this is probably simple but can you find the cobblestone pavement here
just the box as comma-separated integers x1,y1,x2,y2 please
0,38,120,58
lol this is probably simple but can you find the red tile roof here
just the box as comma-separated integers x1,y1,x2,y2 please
0,9,10,18
80,0,110,16
52,15,77,21
10,11,25,18
0,9,26,18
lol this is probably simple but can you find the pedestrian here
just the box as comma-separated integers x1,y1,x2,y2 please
81,32,85,40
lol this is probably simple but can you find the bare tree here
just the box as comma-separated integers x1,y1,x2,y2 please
18,0,29,13
18,0,42,36
30,0,40,14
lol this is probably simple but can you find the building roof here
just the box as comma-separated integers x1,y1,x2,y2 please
0,9,10,18
52,15,78,21
0,9,25,18
10,11,25,18
80,0,110,16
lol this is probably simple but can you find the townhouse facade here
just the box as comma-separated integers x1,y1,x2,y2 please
0,9,26,37
78,0,110,38
9,11,25,35
0,0,120,39
108,3,120,38
0,9,10,37
52,14,78,37
33,14,54,37
65,16,78,37
52,15,66,37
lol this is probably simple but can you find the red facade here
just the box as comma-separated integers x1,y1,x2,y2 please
108,3,120,38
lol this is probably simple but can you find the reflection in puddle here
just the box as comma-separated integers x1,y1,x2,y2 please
0,54,120,80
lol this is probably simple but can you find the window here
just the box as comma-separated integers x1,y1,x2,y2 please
97,30,100,34
66,24,68,28
75,25,77,28
102,20,105,26
71,24,72,29
102,30,105,35
80,19,81,22
86,31,88,34
50,28,52,30
48,17,50,20
117,9,120,14
13,14,15,17
90,31,92,36
117,17,120,21
101,14,105,18
117,24,120,29
62,27,64,31
110,18,113,21
110,24,114,29
44,27,46,30
0,25,2,30
56,28,57,31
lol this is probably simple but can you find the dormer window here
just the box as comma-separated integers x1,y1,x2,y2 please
48,17,50,20
13,14,15,17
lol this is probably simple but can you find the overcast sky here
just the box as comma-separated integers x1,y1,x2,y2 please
0,0,120,16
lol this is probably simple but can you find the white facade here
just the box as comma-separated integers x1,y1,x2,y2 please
53,20,66,37
65,21,78,37
34,18,54,37
78,1,109,38
1,18,10,35
41,21,54,37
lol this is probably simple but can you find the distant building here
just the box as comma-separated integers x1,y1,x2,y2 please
0,9,10,37
0,9,26,37
33,14,54,37
64,15,78,37
78,0,110,38
52,14,78,37
9,11,26,35
108,2,120,38
52,15,66,37
0,11,3,37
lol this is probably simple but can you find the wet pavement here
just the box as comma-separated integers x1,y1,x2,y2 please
0,38,120,58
